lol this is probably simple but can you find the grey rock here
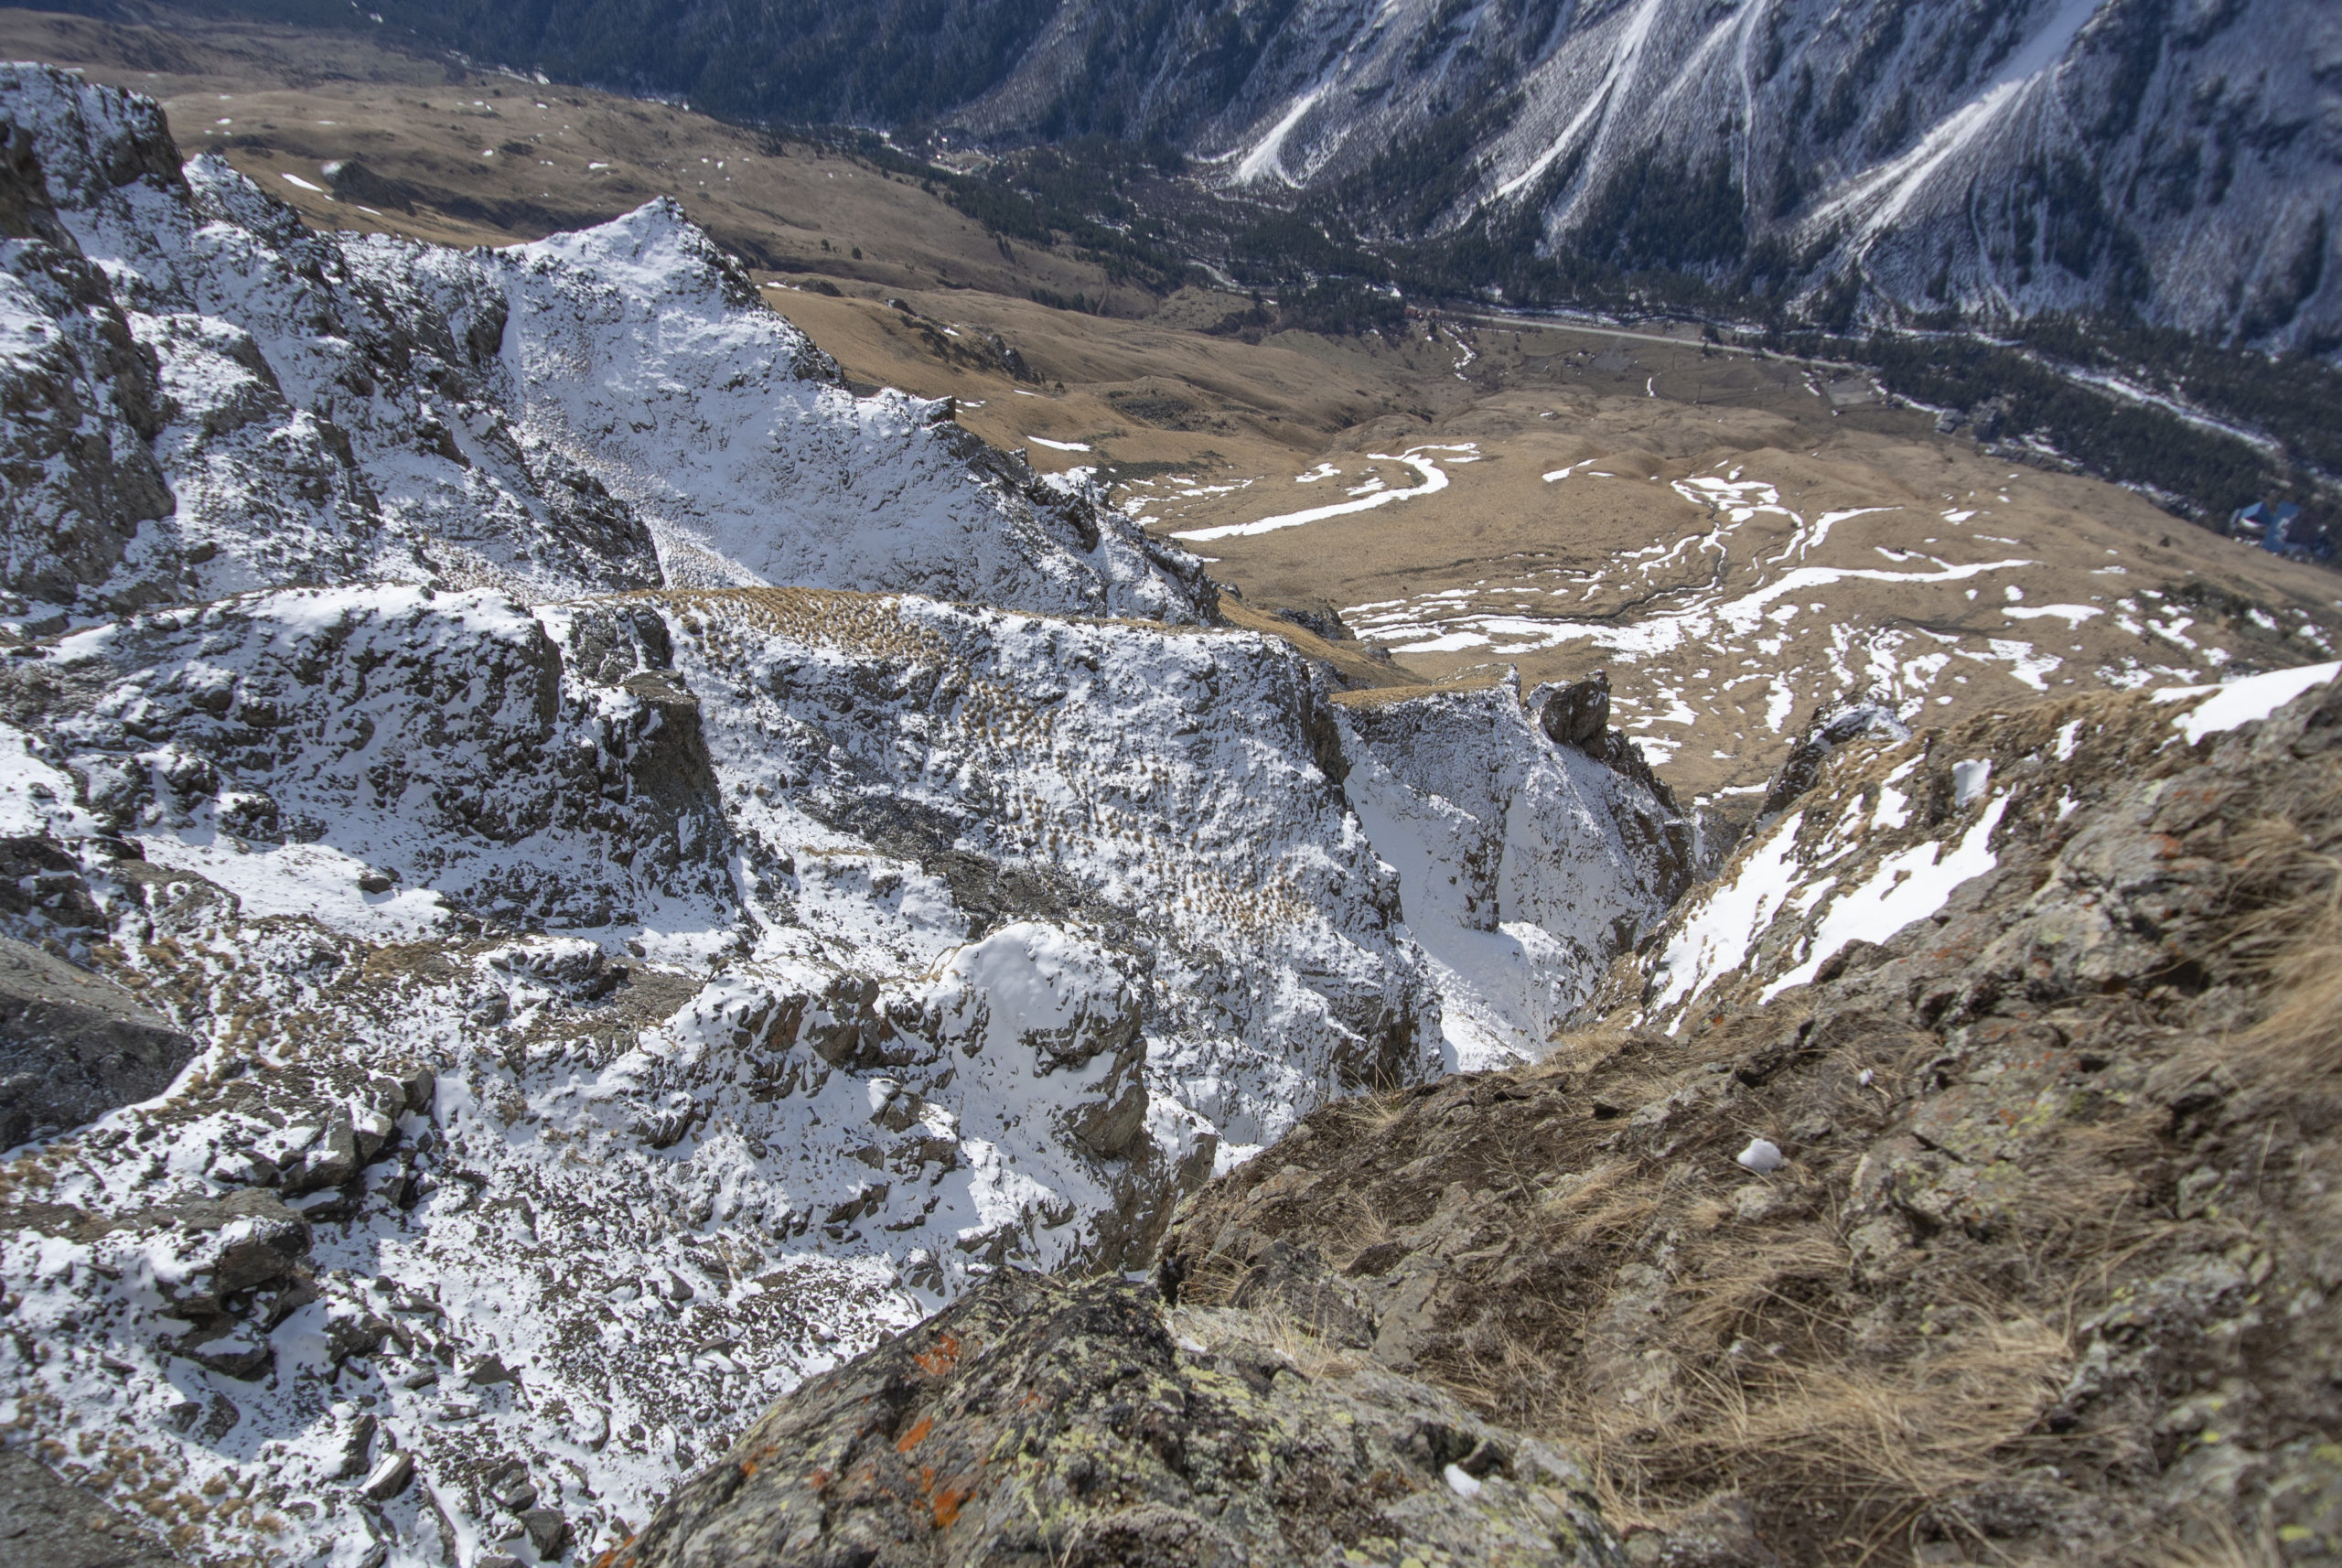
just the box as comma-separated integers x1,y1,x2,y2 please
287,1111,358,1194
0,837,103,929
0,933,194,1149
178,1321,271,1380
519,1507,568,1556
359,1451,414,1502
620,1270,1617,1567
1538,671,1613,751
1624,1495,1781,1567
1756,702,1912,818
0,1445,183,1566
464,1352,517,1386
132,1187,312,1308
333,1412,377,1480
395,1060,438,1113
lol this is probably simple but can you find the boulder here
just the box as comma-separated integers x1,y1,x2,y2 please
1537,671,1612,751
616,1270,1617,1568
0,934,194,1148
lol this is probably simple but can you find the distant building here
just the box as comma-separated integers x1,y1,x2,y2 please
2233,500,2304,553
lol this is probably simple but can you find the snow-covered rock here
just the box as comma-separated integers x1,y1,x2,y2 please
0,64,1209,619
1338,675,1695,1065
0,577,1696,1565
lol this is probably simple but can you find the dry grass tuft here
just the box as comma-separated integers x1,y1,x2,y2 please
2142,1512,2292,1568
2235,888,2342,1079
1539,1157,1665,1245
1168,1302,1359,1381
1319,1086,1414,1135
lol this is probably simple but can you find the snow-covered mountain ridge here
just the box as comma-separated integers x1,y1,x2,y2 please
0,61,1207,624
0,69,1697,1567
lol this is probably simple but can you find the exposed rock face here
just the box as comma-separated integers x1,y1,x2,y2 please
1753,701,1912,819
0,931,191,1146
617,1269,1619,1568
1161,671,2342,1564
1338,677,1695,1060
1536,672,1611,753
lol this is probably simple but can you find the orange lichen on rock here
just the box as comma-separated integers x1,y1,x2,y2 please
911,1332,962,1377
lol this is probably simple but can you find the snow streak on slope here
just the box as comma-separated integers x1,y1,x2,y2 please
1170,445,1475,542
1804,0,2110,247
1233,88,1328,185
1612,670,2342,1036
1493,0,1672,202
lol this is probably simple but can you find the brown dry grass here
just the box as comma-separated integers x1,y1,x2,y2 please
2141,1512,2293,1568
2232,881,2342,1080
1549,804,2337,1560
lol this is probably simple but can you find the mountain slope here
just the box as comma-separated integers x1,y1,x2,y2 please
158,0,2342,350
1160,663,2342,1563
1005,0,2337,350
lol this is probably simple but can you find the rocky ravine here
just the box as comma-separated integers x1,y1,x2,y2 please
0,70,1696,1568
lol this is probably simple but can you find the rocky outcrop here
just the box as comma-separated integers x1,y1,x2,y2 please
1536,672,1611,753
615,1269,1619,1568
0,932,190,1147
0,113,174,613
1158,671,2342,1564
1336,677,1695,1059
1753,701,1910,819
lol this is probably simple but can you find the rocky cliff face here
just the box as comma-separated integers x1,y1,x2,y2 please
0,69,1697,1568
1011,0,2337,349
